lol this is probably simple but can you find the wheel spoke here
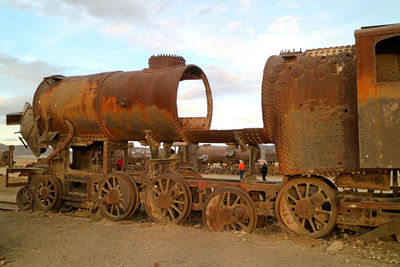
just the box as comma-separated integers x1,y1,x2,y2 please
287,194,298,203
101,187,109,194
167,208,176,220
166,178,170,191
305,183,310,198
116,205,121,216
106,180,112,189
227,192,231,206
315,208,332,215
232,195,241,206
313,215,327,226
172,200,185,205
219,192,227,207
152,187,161,196
294,184,302,199
231,223,237,231
236,222,246,228
171,204,182,214
308,218,317,233
172,191,184,200
160,180,166,192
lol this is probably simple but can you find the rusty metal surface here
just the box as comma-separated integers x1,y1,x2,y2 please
16,186,34,210
335,171,390,190
98,173,138,220
202,186,257,233
184,176,281,213
30,55,212,153
144,173,191,223
183,128,269,144
359,220,400,242
274,177,338,238
262,46,359,176
337,193,400,228
355,24,400,168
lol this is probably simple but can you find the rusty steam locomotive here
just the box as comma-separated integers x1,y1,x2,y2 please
4,24,400,239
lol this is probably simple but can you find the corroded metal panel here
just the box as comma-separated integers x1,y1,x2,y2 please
262,47,359,176
336,171,390,190
355,24,400,168
183,128,270,144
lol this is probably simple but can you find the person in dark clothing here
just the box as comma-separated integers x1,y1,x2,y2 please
261,161,268,181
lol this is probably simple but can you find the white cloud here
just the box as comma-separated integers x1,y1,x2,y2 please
100,23,133,38
239,0,252,10
268,16,300,33
211,97,262,129
226,21,243,31
0,53,63,86
275,2,300,9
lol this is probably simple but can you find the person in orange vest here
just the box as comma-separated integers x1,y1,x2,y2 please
238,160,245,181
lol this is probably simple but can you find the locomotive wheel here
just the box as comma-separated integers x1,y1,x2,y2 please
126,176,140,217
34,175,62,210
16,186,34,210
98,173,137,221
275,177,338,238
144,173,191,224
202,186,257,233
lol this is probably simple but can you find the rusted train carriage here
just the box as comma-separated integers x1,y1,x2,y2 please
264,24,400,238
195,144,260,175
3,24,400,239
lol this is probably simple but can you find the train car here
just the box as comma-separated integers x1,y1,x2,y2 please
263,23,400,238
195,144,260,175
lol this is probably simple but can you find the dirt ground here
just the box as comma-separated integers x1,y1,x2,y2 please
1,158,400,266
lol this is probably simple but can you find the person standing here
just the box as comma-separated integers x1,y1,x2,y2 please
261,161,268,181
117,158,123,171
239,160,245,181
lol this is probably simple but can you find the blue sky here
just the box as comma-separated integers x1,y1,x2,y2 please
0,0,399,145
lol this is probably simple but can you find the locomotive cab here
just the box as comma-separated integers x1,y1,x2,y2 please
356,24,400,168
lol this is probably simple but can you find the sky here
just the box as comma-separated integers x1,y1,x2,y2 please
0,0,399,145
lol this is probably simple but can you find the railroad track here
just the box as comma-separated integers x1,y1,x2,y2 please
0,200,17,211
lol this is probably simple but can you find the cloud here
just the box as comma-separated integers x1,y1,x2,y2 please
226,21,243,31
275,2,300,9
211,97,262,129
268,16,300,33
0,53,63,85
0,125,20,145
0,96,26,145
239,0,252,10
6,0,164,25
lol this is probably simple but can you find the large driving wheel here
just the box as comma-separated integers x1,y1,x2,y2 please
16,186,34,210
144,173,192,224
275,177,338,238
98,173,137,221
202,186,257,233
34,175,62,210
